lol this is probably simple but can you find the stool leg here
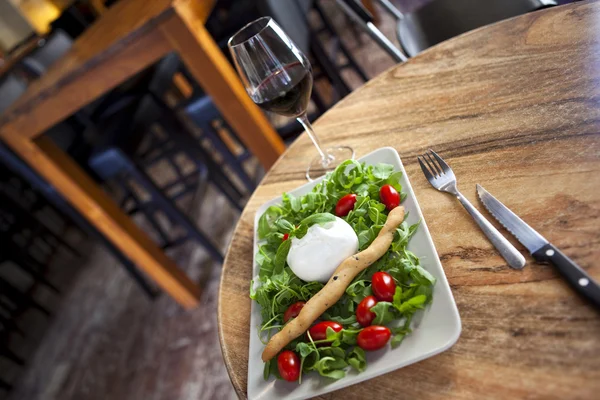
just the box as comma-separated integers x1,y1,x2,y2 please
1,346,25,366
124,161,224,263
154,95,253,200
158,118,245,211
0,377,13,391
0,278,50,316
0,313,26,337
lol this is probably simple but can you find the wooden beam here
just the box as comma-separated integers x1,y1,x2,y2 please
159,8,285,170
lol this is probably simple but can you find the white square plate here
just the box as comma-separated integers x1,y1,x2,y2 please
248,147,461,400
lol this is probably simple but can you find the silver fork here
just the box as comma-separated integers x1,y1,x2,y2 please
418,149,526,269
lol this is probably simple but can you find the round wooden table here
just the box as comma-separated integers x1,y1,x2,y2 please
218,2,600,398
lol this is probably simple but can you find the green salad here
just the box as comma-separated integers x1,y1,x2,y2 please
251,160,435,382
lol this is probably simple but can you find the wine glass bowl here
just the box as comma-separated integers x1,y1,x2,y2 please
228,17,354,180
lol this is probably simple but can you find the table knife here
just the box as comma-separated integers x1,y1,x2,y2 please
476,184,600,309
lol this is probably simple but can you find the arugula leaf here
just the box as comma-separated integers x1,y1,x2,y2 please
390,333,406,348
314,357,347,379
273,239,292,274
386,171,403,192
347,347,367,372
299,212,336,228
371,163,395,180
257,206,283,239
370,302,397,325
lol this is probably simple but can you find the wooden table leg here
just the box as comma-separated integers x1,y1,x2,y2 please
0,130,201,308
159,5,286,171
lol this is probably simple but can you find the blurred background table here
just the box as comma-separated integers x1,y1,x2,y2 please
0,0,285,308
218,1,600,398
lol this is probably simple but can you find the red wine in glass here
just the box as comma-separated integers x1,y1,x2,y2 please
228,17,354,180
253,62,313,118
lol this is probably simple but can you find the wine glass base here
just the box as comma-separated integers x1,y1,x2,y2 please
306,146,355,181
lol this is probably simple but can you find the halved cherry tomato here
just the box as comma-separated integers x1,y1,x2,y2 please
277,350,300,381
308,321,343,342
356,295,377,327
282,233,289,241
283,301,305,323
379,184,400,211
335,193,357,217
371,271,396,302
357,325,391,351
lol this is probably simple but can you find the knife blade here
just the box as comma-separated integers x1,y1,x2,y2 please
476,184,600,309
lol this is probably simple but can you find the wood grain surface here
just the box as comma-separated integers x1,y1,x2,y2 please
218,2,600,399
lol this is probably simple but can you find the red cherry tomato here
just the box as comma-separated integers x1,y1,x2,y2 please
283,301,305,323
282,233,289,241
335,193,357,217
356,295,378,327
379,184,400,211
357,325,391,351
371,271,396,302
308,321,343,342
277,350,300,381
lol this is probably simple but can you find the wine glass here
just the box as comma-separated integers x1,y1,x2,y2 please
228,16,354,180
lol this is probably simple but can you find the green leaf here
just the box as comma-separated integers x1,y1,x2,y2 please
341,329,361,345
321,313,357,325
392,286,402,308
299,212,336,228
319,346,346,359
257,206,283,239
296,342,317,358
372,163,395,180
273,239,292,274
370,301,396,325
368,206,387,225
386,171,403,192
395,294,427,314
390,333,406,348
275,218,294,233
347,347,367,372
289,194,302,212
314,356,347,380
411,265,436,286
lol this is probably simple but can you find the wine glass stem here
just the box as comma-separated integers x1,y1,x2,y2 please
297,113,330,167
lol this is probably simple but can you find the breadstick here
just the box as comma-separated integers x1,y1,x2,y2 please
261,206,405,362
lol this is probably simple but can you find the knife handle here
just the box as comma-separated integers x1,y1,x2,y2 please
456,193,526,269
533,244,600,309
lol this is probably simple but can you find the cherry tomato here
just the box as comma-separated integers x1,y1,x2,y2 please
371,271,396,302
356,295,378,327
335,193,357,217
379,184,400,211
277,350,300,381
308,321,343,342
282,233,289,241
357,325,391,351
283,301,305,323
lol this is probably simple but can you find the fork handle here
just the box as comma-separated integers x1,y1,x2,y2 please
456,193,527,269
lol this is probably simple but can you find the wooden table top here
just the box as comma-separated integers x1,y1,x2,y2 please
0,0,212,127
218,1,600,398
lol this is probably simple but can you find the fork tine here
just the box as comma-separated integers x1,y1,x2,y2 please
418,156,435,181
429,149,451,174
423,151,442,176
